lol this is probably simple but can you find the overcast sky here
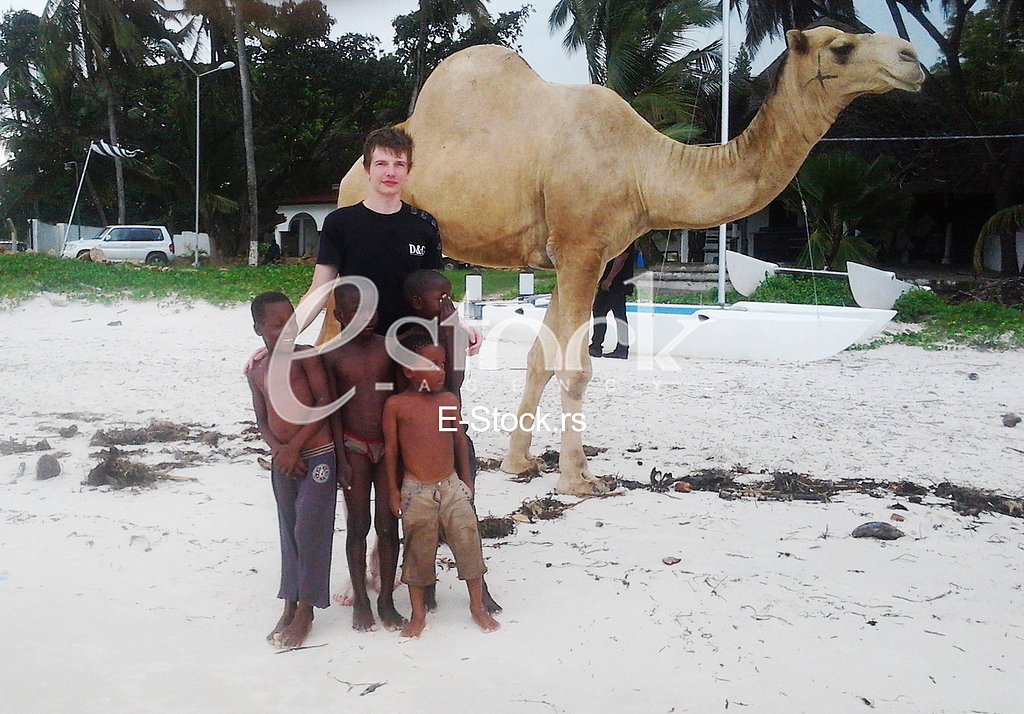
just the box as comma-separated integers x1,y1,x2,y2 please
4,0,943,83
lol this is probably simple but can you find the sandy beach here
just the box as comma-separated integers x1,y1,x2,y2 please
1,295,1021,713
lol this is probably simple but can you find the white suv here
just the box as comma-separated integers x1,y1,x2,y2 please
61,225,175,265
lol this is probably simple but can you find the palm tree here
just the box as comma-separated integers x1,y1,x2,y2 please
549,0,720,141
735,0,860,52
178,0,276,261
41,0,172,223
780,151,912,270
408,0,490,114
0,10,41,124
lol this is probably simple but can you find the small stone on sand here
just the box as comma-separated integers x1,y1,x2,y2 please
852,521,904,540
36,454,61,480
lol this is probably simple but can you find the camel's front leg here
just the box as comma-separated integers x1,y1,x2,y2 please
500,291,560,474
503,252,606,495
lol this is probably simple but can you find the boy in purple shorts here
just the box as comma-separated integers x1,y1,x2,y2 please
383,331,500,638
247,291,345,648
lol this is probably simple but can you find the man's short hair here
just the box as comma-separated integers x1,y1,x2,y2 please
403,269,451,304
251,291,291,324
362,126,414,168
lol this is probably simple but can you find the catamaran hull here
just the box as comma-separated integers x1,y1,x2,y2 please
478,300,895,362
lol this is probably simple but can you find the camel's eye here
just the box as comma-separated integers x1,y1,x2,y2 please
830,42,855,64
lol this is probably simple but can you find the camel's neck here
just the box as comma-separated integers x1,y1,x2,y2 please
641,75,847,230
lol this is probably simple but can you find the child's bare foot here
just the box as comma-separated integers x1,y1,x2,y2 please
267,601,296,644
333,579,357,606
378,600,407,632
401,615,426,638
471,607,500,633
352,602,377,632
277,605,314,649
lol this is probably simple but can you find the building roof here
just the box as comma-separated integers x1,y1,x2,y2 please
279,189,338,206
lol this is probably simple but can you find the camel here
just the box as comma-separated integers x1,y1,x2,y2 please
319,25,924,495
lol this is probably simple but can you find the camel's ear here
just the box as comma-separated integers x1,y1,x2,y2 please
786,29,810,55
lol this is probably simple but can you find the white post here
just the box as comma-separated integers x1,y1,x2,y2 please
464,273,482,301
717,1,731,307
518,272,535,297
464,273,483,319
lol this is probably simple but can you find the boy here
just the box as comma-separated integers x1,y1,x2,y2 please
403,270,501,615
321,283,405,632
247,291,342,649
384,332,500,638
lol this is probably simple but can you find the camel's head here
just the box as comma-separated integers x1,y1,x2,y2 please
783,25,925,100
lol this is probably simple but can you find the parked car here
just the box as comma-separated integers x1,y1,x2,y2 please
440,255,478,271
60,225,175,265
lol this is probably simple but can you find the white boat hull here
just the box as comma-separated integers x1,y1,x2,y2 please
478,299,895,362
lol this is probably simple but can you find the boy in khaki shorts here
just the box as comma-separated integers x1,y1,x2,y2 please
383,331,500,638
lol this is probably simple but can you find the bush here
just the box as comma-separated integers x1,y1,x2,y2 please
749,274,856,306
894,288,945,321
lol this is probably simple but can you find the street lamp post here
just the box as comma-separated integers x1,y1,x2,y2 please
63,161,81,241
160,40,235,266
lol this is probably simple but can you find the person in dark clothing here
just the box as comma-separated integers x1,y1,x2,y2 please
589,244,636,359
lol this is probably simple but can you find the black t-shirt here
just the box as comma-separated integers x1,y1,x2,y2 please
317,201,443,333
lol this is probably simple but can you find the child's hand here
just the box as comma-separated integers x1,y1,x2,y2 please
336,462,353,490
465,324,483,356
439,295,456,321
273,443,305,478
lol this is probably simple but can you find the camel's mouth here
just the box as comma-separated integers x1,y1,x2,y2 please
885,69,925,93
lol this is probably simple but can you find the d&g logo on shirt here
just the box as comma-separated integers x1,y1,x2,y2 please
408,243,426,257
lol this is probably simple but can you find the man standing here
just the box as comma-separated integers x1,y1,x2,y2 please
301,127,443,335
589,243,636,359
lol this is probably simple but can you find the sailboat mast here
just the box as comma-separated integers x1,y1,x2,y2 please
717,2,731,306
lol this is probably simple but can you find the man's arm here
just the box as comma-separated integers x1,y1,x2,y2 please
248,371,282,453
600,250,630,292
274,351,333,477
383,399,402,518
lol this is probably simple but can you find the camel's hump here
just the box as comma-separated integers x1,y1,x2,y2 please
424,44,543,89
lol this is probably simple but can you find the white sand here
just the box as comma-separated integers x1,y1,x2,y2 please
1,296,1021,714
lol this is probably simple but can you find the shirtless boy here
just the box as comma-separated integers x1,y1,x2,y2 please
322,283,406,632
247,291,343,648
384,332,500,638
403,270,500,615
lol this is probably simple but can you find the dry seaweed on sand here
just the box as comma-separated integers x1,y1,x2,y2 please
86,447,164,488
934,482,1024,518
84,447,194,489
476,456,504,472
1,437,52,455
513,496,579,523
619,463,1023,519
92,420,192,446
477,515,516,539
